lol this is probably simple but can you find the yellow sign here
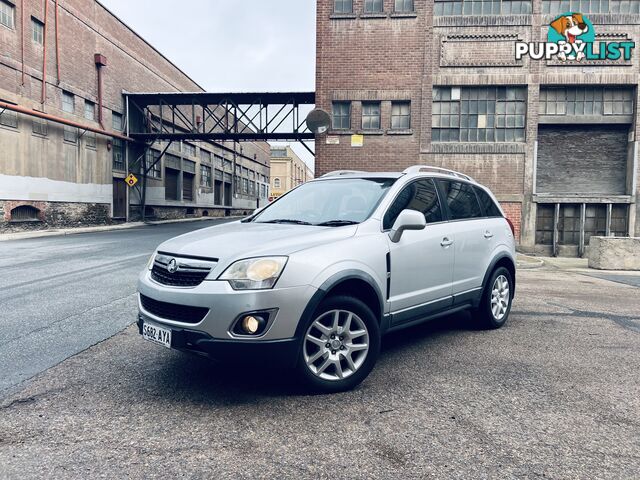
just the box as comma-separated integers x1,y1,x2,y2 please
125,174,138,187
351,134,364,147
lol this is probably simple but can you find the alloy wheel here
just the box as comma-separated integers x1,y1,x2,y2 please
491,274,510,321
303,309,370,381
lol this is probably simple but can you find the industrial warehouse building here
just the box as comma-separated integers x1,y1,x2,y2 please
0,0,270,232
315,0,640,256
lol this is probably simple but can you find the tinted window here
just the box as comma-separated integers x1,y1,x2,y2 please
438,180,482,220
474,187,502,217
384,179,443,229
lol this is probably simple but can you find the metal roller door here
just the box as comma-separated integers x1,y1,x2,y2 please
536,125,629,195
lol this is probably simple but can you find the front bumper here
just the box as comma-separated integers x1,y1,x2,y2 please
136,317,300,367
138,270,318,341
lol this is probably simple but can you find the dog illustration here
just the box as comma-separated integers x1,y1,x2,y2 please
550,13,589,61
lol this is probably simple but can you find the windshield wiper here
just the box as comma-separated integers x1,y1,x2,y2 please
260,219,312,225
316,220,360,227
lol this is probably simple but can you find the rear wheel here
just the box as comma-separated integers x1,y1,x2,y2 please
476,266,514,329
297,295,380,393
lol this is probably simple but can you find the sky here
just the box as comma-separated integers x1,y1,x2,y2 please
100,0,317,169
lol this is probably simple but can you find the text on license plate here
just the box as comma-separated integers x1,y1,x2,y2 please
142,322,172,349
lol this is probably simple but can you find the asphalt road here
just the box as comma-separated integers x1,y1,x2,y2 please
1,260,639,478
0,219,233,397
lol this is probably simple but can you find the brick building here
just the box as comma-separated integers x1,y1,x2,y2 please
0,0,270,232
270,146,314,199
315,0,640,255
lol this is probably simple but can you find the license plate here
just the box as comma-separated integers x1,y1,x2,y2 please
142,321,172,349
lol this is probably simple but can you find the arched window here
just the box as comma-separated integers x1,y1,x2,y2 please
10,205,41,222
274,178,281,188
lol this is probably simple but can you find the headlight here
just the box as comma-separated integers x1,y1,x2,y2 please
146,252,156,270
218,257,288,290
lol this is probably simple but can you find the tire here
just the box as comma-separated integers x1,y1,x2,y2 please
297,295,381,393
475,266,514,330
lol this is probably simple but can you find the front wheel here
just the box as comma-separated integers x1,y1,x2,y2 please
475,266,514,329
297,295,380,393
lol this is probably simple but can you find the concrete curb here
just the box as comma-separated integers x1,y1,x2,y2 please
0,216,242,242
516,254,545,270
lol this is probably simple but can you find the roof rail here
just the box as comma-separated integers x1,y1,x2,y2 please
403,165,475,183
321,170,367,178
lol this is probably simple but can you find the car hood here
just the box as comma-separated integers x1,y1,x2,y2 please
157,221,358,263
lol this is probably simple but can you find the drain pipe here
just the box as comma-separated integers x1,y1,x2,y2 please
41,0,49,104
94,54,107,129
21,0,25,85
55,0,60,83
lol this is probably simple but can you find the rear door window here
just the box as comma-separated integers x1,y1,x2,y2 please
437,180,482,221
383,179,443,229
474,187,502,218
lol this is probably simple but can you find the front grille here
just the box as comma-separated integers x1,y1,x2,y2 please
150,253,215,287
151,264,209,287
140,294,209,324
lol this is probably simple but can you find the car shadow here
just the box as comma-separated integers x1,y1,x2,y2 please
143,310,479,402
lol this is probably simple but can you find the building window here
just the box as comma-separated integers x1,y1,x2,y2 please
145,150,162,178
274,178,281,189
395,0,415,12
224,159,232,170
364,0,383,12
183,142,196,157
32,17,44,44
112,139,124,171
391,102,411,129
0,109,18,128
611,205,629,236
62,91,74,114
112,112,123,131
32,117,47,136
85,132,96,149
535,204,554,245
542,0,640,14
84,100,95,121
332,102,351,130
63,126,77,143
432,86,526,143
200,149,212,164
539,86,634,117
362,102,381,130
0,0,14,29
201,164,212,187
434,0,532,15
334,0,353,13
242,177,249,194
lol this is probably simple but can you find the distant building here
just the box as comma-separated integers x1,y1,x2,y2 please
0,0,270,233
270,146,314,199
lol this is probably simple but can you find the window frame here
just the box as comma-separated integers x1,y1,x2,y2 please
62,91,74,114
364,0,384,13
84,100,95,121
395,0,415,13
334,0,353,13
361,101,381,130
332,101,352,130
435,179,483,222
391,101,412,130
31,16,44,44
382,178,446,231
200,164,212,188
0,0,15,29
473,186,503,218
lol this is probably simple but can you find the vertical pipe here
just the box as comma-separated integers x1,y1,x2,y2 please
41,0,49,104
96,65,104,129
579,203,586,258
55,0,60,83
553,203,560,257
21,0,25,85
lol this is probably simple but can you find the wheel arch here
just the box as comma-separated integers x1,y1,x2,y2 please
482,253,516,296
294,270,384,340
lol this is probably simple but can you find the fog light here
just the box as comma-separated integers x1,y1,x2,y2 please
241,315,264,335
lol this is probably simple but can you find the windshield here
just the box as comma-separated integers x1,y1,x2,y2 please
252,178,397,226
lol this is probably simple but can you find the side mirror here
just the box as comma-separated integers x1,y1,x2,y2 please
389,209,426,243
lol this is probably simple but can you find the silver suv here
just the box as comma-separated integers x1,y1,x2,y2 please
138,166,516,392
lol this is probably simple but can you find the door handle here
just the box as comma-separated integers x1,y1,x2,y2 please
441,237,453,247
484,230,494,239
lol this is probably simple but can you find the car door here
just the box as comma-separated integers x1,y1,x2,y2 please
385,178,454,324
436,180,491,298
